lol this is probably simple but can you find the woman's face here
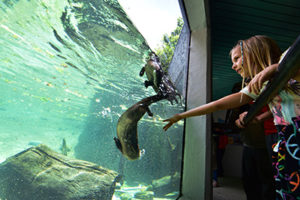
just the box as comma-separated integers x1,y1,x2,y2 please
231,46,249,78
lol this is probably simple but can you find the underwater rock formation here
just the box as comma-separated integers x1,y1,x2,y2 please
0,144,119,200
134,190,154,200
151,172,180,197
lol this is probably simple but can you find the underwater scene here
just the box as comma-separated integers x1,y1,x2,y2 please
0,0,184,199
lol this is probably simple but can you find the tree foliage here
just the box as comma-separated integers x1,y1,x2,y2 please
155,17,184,72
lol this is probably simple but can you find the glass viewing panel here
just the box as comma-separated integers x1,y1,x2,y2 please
0,0,185,199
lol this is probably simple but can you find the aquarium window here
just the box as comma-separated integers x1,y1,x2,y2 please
0,0,188,199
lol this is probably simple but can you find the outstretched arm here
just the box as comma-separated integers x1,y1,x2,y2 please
163,92,253,131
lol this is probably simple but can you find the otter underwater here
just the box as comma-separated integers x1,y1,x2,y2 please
114,52,180,160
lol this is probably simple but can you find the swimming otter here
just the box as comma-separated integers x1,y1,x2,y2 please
140,52,180,104
139,52,163,92
114,95,164,160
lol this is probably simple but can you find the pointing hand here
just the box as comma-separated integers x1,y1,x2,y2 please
163,114,182,131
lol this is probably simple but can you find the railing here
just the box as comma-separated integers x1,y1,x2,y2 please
243,34,300,125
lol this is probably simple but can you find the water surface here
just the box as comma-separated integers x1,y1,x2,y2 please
0,0,184,199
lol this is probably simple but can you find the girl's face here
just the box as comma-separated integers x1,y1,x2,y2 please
231,46,249,78
294,100,300,116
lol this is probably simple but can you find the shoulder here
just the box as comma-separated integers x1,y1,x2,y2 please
240,86,259,99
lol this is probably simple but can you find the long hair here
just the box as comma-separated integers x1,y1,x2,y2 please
230,35,282,88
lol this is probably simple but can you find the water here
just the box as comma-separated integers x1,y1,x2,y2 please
0,0,184,199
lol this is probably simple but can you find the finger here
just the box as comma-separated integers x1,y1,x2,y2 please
239,112,247,118
251,82,257,94
239,116,245,124
248,76,260,94
234,119,239,127
258,82,262,92
248,82,255,93
248,84,253,93
253,84,259,95
253,82,258,93
236,119,245,128
239,116,245,123
258,78,264,91
163,123,170,129
235,120,241,128
240,119,245,126
163,123,171,131
239,124,245,128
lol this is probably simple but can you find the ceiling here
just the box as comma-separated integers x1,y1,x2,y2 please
210,0,300,100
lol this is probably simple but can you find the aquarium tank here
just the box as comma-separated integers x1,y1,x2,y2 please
0,0,185,199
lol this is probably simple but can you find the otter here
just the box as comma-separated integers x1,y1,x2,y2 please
140,52,180,104
114,95,164,160
139,53,163,93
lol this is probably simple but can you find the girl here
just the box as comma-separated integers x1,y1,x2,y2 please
163,35,282,199
163,35,281,131
240,47,300,199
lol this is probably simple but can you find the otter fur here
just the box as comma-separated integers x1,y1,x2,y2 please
140,52,180,104
114,95,163,160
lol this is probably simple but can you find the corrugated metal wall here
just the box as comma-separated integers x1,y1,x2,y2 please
211,0,300,100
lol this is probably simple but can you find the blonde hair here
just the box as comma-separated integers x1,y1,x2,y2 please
230,35,282,88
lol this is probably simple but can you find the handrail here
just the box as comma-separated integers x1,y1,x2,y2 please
243,34,300,125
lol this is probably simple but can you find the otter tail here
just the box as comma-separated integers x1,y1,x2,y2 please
141,94,165,107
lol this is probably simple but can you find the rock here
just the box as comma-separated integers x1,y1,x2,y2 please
0,144,119,200
119,192,132,200
151,172,180,197
134,190,154,200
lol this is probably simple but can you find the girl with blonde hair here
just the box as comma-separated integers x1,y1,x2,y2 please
163,35,281,131
163,35,282,199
